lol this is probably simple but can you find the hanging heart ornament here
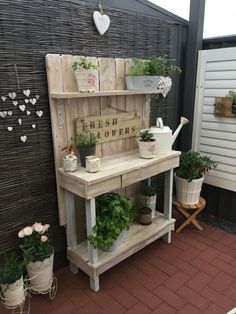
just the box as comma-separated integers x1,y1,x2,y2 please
93,11,110,35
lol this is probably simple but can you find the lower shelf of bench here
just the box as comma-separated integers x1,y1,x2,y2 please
67,213,175,278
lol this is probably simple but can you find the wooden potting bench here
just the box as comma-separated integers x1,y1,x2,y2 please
46,54,180,291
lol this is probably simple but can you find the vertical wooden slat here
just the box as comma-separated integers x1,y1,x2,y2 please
46,54,67,225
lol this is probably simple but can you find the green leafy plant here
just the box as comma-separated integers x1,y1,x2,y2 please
140,180,157,197
72,57,98,71
137,130,155,142
176,150,218,182
18,223,53,263
128,56,181,76
75,130,97,148
227,90,236,102
88,193,135,249
0,254,25,285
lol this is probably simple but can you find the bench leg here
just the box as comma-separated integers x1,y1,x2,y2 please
176,206,204,233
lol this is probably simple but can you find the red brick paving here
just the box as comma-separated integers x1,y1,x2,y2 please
1,223,236,314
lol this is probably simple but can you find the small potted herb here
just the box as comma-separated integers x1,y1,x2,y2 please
72,57,99,92
0,253,25,308
175,150,218,204
137,130,157,159
88,193,134,251
125,55,181,97
75,130,97,167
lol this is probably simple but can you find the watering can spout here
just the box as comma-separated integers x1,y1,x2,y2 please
172,117,189,145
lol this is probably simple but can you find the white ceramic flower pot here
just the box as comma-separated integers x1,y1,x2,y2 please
74,69,99,92
137,139,157,159
175,174,204,205
0,276,25,308
62,157,77,172
26,254,54,292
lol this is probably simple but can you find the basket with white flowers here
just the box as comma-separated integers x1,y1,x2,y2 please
18,223,55,295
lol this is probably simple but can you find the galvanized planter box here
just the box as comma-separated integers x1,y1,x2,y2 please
125,76,161,91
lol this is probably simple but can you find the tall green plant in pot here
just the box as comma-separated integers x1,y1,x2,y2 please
75,130,97,167
88,193,135,251
175,151,218,205
0,254,25,308
125,55,181,97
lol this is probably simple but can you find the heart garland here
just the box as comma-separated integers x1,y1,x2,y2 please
0,89,42,143
93,0,110,36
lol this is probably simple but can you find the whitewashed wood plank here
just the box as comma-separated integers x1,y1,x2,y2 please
203,105,214,114
200,144,236,158
202,121,236,132
205,80,236,89
202,113,236,125
216,163,236,174
200,137,236,150
206,169,236,182
204,97,216,105
205,175,236,192
201,152,236,166
206,60,236,71
204,89,233,97
201,129,236,141
205,71,236,80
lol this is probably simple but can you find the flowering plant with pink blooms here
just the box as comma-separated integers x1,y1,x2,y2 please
18,223,53,263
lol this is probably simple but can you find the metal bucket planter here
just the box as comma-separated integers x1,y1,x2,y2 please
26,253,54,293
78,145,96,167
175,174,204,205
74,69,99,92
0,276,25,308
137,139,157,159
125,76,161,91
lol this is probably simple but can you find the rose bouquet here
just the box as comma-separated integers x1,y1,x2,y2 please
18,222,53,263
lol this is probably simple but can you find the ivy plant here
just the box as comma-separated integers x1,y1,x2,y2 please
88,193,135,249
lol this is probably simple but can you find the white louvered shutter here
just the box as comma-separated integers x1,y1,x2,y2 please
192,47,236,192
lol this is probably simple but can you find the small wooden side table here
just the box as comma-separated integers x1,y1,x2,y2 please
173,196,206,233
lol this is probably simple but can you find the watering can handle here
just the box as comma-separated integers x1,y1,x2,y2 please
156,117,164,128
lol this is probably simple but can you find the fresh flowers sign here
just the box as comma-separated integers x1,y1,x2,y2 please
18,222,53,263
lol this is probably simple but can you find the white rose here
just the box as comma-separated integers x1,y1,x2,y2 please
43,224,50,233
18,230,25,238
23,226,32,236
41,235,48,242
34,223,43,233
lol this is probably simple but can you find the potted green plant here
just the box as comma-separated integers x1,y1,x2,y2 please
75,130,97,167
125,55,181,97
0,254,25,308
72,57,99,92
140,179,157,219
18,222,54,293
175,150,218,204
88,192,134,251
137,129,157,159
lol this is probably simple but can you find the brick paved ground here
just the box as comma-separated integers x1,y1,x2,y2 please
1,223,236,314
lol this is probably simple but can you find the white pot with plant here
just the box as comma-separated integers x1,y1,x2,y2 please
125,55,181,97
0,254,25,308
175,151,218,205
18,222,54,293
88,193,134,252
140,180,157,219
62,144,77,172
72,57,99,92
137,129,157,159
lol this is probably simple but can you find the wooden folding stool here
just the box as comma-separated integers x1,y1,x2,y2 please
172,196,206,233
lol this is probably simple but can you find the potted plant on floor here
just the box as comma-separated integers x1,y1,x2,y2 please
75,130,97,167
137,129,157,159
125,55,181,97
88,192,134,251
0,254,25,308
175,150,218,205
18,222,54,293
72,57,99,92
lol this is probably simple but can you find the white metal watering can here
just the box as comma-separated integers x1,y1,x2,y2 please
149,117,189,154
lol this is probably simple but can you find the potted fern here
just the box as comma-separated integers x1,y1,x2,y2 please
137,129,157,159
88,193,134,251
72,57,99,92
126,55,181,97
175,151,218,204
75,130,97,167
0,254,25,308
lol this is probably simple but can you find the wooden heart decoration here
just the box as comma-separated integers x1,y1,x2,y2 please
23,89,31,97
13,101,18,106
19,105,26,112
93,11,110,35
1,96,6,101
8,92,16,99
7,126,13,131
36,110,43,117
20,135,27,142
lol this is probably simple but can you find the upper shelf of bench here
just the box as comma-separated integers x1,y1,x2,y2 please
50,90,159,99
